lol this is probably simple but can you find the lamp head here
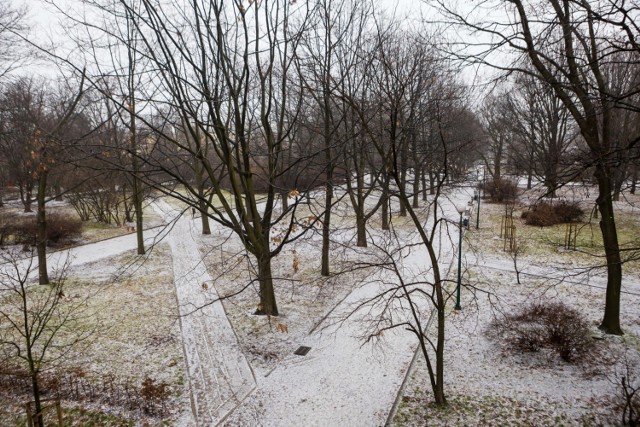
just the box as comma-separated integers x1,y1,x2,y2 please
455,204,466,214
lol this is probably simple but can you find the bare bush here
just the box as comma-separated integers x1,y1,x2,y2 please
613,358,640,426
43,213,83,245
0,368,172,418
140,377,169,415
553,201,584,223
621,376,640,426
522,201,584,227
522,202,558,226
0,213,16,245
489,302,592,363
484,178,519,203
0,213,82,246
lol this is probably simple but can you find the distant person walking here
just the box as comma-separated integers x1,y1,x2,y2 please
192,207,196,218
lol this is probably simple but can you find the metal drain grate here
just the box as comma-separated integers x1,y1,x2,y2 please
294,346,311,356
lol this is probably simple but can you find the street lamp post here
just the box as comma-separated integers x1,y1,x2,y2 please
455,204,465,310
476,169,481,229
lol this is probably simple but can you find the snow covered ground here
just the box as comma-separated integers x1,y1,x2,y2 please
152,200,255,426
393,184,640,425
2,181,638,426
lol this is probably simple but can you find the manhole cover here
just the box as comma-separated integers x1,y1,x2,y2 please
294,346,311,356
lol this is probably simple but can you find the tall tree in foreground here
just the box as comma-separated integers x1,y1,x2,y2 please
340,28,476,405
59,0,314,316
435,0,640,334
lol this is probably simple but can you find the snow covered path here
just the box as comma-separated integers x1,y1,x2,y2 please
152,200,256,426
1,186,473,426
224,189,475,426
223,282,426,426
0,226,166,279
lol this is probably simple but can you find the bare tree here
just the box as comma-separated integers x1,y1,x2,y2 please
479,92,510,186
435,0,640,334
0,79,44,213
294,0,372,272
336,26,477,406
0,0,29,207
0,0,28,80
0,252,91,426
53,0,315,316
507,71,577,195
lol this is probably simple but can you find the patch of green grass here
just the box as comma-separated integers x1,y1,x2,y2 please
62,407,134,426
469,201,640,275
393,392,600,427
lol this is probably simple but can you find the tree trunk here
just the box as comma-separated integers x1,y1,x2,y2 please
25,290,43,425
412,167,420,208
321,93,333,277
355,203,367,247
398,138,408,217
322,177,332,276
123,184,133,223
429,171,436,195
198,199,211,235
194,162,211,235
612,159,626,202
434,279,446,405
595,170,623,335
53,182,63,201
255,252,279,316
36,173,49,285
24,188,33,213
544,164,558,198
381,179,390,231
129,99,145,254
612,178,622,202
30,370,43,427
630,165,637,194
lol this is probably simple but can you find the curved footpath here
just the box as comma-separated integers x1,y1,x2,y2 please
222,191,473,427
1,188,473,426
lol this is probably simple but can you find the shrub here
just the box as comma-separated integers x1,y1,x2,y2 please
554,201,584,223
0,212,82,246
488,302,592,363
484,178,519,203
45,212,83,245
522,201,584,226
140,377,169,415
522,202,558,226
618,361,640,427
0,213,17,245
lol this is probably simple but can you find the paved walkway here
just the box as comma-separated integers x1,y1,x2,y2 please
1,187,474,426
223,189,474,426
0,226,165,279
152,200,256,426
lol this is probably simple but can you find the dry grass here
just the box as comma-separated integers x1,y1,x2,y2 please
0,244,188,425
